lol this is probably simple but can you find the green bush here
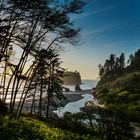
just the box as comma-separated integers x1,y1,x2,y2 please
0,116,99,140
0,100,8,115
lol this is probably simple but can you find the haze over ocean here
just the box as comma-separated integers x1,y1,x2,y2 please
64,79,98,91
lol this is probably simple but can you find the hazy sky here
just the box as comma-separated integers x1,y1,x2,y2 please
61,0,140,80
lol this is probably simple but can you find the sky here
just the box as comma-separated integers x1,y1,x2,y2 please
61,0,140,80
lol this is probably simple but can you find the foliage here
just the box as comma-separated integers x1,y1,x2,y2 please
0,0,86,118
98,48,140,82
15,49,66,119
47,113,96,136
98,53,125,80
0,115,99,140
0,100,8,115
63,106,136,140
97,73,140,122
96,48,140,138
96,108,135,140
127,48,140,71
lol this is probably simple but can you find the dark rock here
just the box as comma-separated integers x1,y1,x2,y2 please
62,86,70,92
65,87,70,92
75,84,82,92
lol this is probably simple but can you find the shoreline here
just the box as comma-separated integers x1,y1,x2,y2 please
10,89,95,117
13,91,90,113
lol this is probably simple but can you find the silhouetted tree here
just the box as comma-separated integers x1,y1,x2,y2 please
0,0,85,115
98,64,104,78
98,53,126,80
119,53,125,69
129,49,140,71
96,108,134,140
16,49,65,119
109,54,116,71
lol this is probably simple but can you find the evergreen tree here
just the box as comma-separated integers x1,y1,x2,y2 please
0,0,86,115
119,53,125,69
109,54,116,71
129,49,140,70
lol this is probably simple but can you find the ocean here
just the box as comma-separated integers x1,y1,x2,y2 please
80,79,98,90
64,79,98,91
54,80,99,117
3,80,98,103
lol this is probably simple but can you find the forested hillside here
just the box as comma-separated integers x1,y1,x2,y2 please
97,48,140,122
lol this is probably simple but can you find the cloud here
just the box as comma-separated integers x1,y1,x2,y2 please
82,23,120,37
102,41,128,49
73,4,120,20
82,20,140,37
73,0,140,20
103,38,140,49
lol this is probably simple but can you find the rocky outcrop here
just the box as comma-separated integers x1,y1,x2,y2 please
62,71,81,85
62,86,70,92
75,84,82,92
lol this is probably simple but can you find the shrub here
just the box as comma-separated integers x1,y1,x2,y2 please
0,100,8,116
0,116,97,140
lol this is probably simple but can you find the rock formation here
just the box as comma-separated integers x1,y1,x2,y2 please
62,71,81,85
75,84,82,92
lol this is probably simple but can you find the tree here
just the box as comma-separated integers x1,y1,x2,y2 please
16,48,66,119
96,108,134,140
98,64,104,78
0,0,86,116
128,49,140,71
98,53,126,81
0,45,14,100
127,54,134,65
109,54,116,71
119,53,125,69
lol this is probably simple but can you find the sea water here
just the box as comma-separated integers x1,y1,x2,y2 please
64,79,98,91
54,80,98,117
80,79,98,90
55,94,94,117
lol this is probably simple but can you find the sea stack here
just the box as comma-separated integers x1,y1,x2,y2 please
62,71,81,85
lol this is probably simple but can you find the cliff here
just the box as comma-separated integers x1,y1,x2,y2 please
62,71,81,85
